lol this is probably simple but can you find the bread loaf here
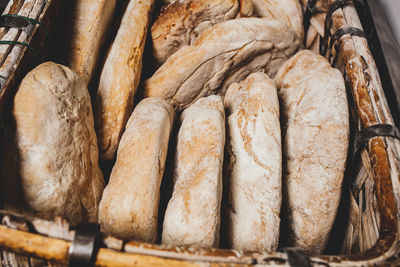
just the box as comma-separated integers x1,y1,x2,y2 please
65,0,116,85
151,0,239,65
162,95,225,248
224,72,281,251
94,0,154,162
11,62,105,225
250,0,303,41
275,50,349,253
145,17,300,111
99,98,174,242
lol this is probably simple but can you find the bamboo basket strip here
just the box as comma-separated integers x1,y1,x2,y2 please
0,0,54,113
301,0,400,259
0,0,34,64
325,0,400,233
0,0,24,41
0,210,399,266
301,0,329,52
0,0,46,89
0,1,54,265
301,0,400,255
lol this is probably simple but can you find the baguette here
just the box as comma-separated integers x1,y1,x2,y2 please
94,0,154,162
275,50,349,253
224,72,281,251
145,17,300,111
162,95,225,248
11,62,104,225
99,98,174,242
65,0,116,85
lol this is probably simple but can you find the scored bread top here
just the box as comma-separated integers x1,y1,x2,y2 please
151,0,239,65
145,17,300,111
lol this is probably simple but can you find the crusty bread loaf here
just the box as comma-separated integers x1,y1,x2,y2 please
65,0,116,85
11,62,105,225
151,0,239,66
145,17,300,111
162,95,225,248
224,72,281,252
94,0,154,162
250,0,304,41
98,98,174,242
275,50,349,253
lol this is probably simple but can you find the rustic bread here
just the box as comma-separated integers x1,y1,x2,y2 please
65,0,116,85
144,17,300,111
11,62,105,225
162,95,225,248
151,0,239,65
98,98,174,242
250,0,304,42
94,0,154,162
275,50,349,253
224,72,281,252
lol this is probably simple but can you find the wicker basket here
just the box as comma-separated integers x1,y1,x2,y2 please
1,0,400,266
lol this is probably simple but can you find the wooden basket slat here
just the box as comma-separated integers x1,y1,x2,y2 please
317,0,400,258
0,210,398,266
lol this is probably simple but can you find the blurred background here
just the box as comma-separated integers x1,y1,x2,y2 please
379,0,400,46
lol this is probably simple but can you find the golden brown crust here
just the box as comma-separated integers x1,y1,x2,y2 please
65,0,116,85
151,0,239,65
94,0,154,162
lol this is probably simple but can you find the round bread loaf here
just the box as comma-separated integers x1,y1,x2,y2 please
12,62,105,225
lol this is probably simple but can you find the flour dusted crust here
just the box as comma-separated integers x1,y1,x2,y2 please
94,0,154,162
224,72,281,252
275,50,349,253
250,0,304,41
144,17,300,111
162,95,225,248
12,62,105,225
99,98,174,242
65,0,116,85
151,0,239,65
